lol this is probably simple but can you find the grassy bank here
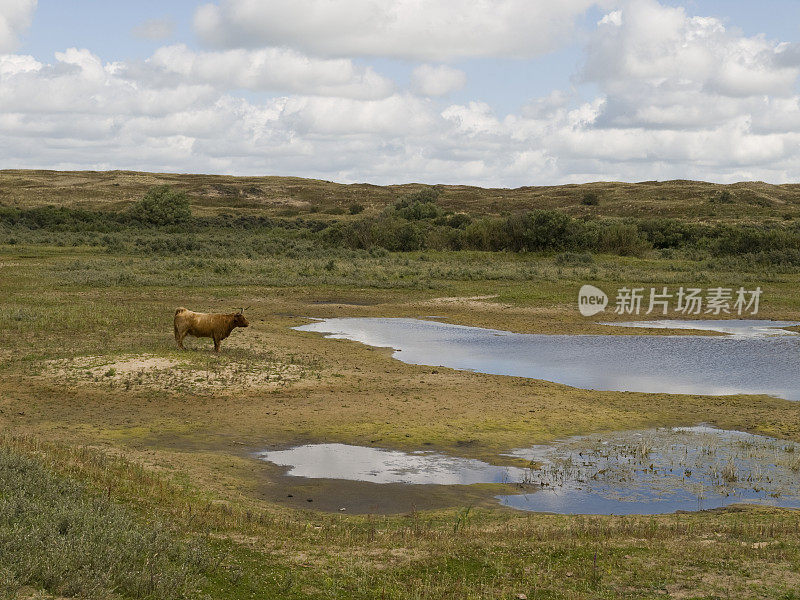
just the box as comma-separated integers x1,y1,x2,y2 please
0,440,210,599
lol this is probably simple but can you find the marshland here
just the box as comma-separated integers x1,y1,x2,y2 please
2,170,800,599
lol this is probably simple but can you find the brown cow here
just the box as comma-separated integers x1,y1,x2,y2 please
174,307,249,352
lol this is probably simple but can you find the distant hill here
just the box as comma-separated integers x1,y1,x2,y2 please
1,169,799,223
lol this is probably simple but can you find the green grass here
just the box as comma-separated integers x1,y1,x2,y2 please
0,441,209,599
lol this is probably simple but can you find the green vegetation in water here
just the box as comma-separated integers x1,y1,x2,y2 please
510,427,800,503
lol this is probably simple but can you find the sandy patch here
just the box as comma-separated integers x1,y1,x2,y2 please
418,295,513,310
48,354,178,377
44,353,305,392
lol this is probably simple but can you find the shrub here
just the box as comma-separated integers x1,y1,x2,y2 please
503,210,580,252
426,226,463,250
128,185,191,226
597,222,651,256
392,188,442,221
716,190,733,204
394,187,441,208
710,225,800,256
581,192,600,206
441,213,472,229
637,219,699,249
277,208,301,217
349,203,365,215
376,219,424,251
0,205,121,232
321,218,380,250
395,201,442,221
462,218,506,251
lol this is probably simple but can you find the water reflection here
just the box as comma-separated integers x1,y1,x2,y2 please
602,319,799,337
497,425,800,514
257,427,800,514
295,318,800,400
258,443,525,485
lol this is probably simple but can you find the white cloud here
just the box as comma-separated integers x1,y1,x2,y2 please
279,94,436,135
194,0,601,60
411,64,466,97
0,53,39,75
0,48,217,116
0,0,36,52
141,44,394,99
132,18,174,40
442,102,501,135
584,0,800,131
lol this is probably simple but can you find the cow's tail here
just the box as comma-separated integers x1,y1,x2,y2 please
175,307,188,316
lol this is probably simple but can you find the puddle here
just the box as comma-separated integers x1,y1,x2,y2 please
257,427,800,514
603,319,800,338
498,426,800,514
295,318,800,400
258,443,525,485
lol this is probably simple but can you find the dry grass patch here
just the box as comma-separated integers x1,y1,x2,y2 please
43,352,307,393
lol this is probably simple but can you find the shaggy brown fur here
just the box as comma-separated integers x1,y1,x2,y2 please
174,307,249,352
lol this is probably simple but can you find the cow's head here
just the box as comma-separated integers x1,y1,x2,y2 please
234,307,250,328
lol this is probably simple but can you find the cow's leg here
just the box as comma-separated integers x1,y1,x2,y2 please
213,335,221,352
175,326,187,350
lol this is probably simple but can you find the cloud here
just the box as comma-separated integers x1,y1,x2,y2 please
194,0,601,60
583,0,800,130
0,49,218,116
131,18,174,40
442,102,501,135
411,64,466,97
279,94,436,135
0,0,36,52
139,44,394,99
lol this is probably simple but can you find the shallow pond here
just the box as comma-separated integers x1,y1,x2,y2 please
295,317,800,400
497,426,800,514
258,427,800,514
258,443,525,485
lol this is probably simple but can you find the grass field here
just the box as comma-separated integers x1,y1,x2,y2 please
2,171,800,599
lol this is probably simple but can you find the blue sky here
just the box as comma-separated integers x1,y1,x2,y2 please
20,1,196,61
2,1,800,185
